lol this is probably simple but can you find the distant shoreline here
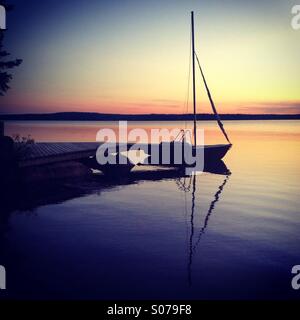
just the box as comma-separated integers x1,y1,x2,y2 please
0,112,300,121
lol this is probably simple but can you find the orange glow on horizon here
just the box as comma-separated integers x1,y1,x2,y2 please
1,1,299,115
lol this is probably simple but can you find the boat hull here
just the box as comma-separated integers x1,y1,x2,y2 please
149,142,232,167
83,142,232,175
202,144,232,162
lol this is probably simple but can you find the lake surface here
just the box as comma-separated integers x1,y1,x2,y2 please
1,120,300,299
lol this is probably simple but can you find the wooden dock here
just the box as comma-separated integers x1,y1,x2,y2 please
18,142,101,168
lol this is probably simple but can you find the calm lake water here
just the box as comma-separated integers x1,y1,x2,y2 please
1,120,300,300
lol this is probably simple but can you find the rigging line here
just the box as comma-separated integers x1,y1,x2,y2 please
184,22,192,130
195,53,232,145
192,173,231,253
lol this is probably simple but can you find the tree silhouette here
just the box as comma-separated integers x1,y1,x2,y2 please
0,1,22,96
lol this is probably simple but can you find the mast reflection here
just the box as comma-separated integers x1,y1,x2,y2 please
176,161,231,286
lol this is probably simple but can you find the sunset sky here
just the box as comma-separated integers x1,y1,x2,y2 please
1,0,300,114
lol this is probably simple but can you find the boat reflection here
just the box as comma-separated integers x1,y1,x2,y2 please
1,161,229,214
176,162,231,286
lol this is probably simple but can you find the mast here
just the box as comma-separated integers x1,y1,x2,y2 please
191,11,197,147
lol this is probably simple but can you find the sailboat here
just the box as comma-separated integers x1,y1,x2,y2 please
88,12,231,175
167,11,232,165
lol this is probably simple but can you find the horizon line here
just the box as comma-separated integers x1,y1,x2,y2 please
1,111,300,116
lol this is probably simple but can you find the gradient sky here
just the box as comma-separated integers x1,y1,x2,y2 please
1,0,299,114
